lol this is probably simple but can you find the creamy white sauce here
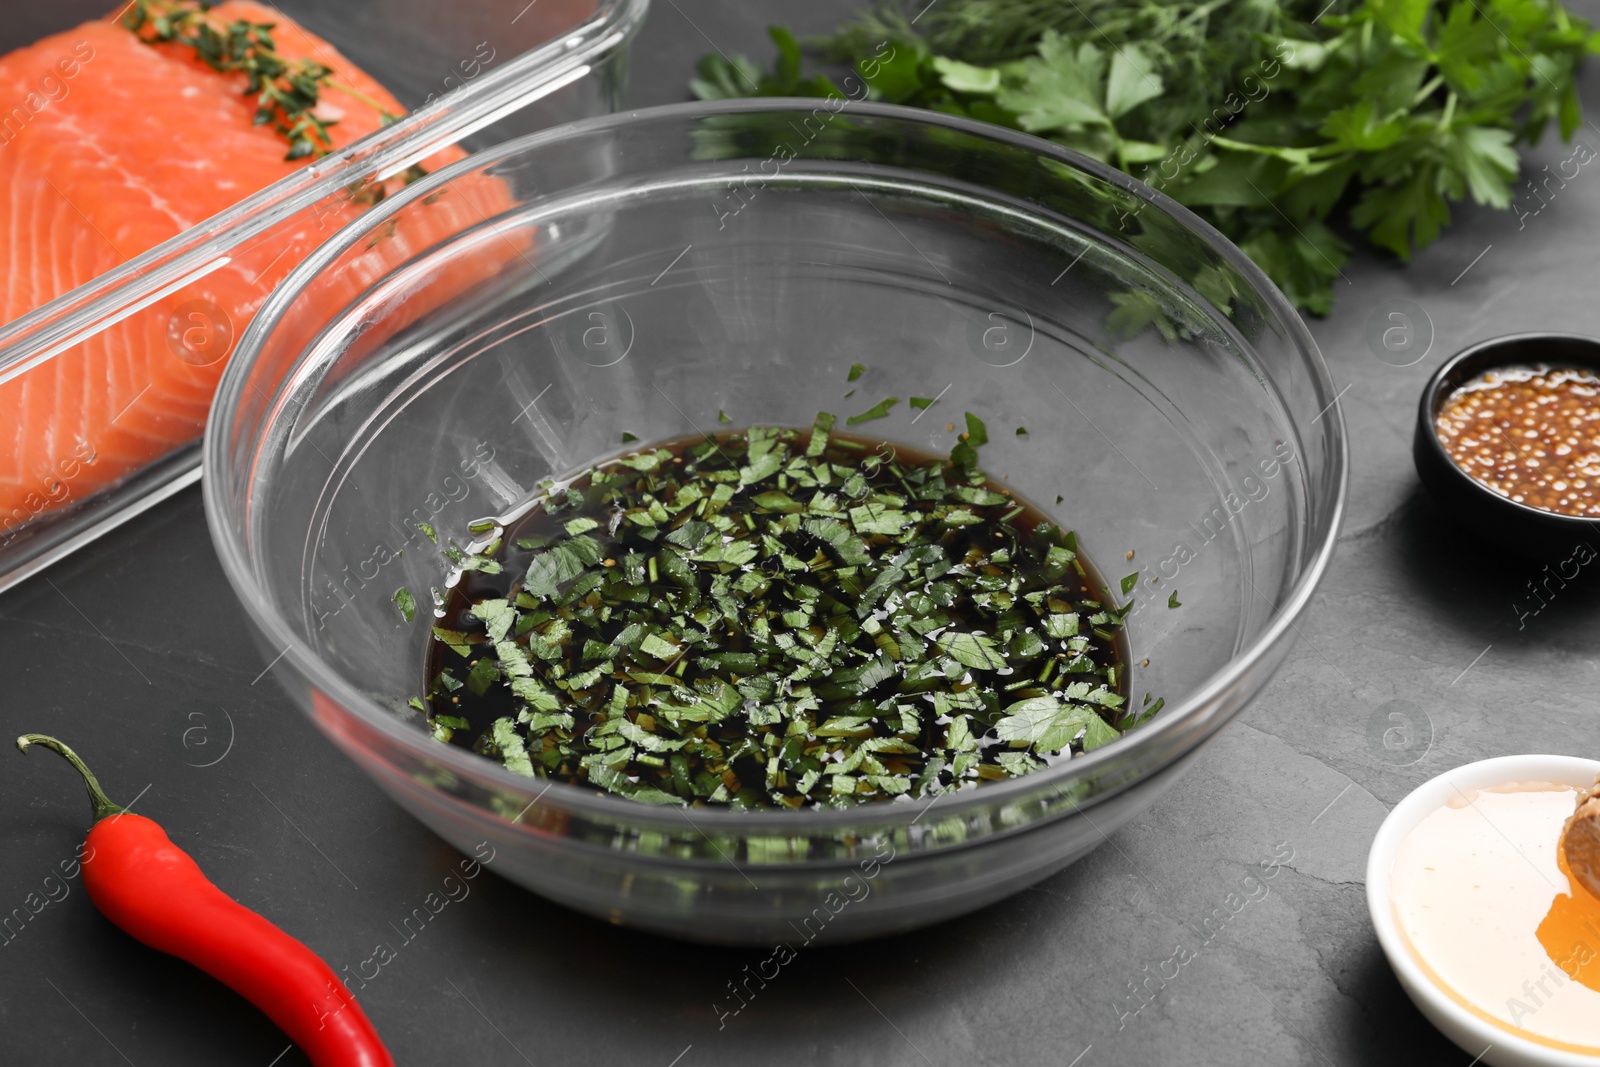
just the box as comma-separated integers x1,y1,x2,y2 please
1391,781,1600,1050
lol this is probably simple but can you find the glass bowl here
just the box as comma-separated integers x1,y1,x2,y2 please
204,99,1346,945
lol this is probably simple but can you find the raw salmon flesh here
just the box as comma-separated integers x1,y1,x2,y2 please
0,3,509,544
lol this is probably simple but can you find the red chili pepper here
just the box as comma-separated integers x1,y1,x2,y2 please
17,735,393,1067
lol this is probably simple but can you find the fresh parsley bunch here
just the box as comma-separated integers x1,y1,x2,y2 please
691,0,1598,314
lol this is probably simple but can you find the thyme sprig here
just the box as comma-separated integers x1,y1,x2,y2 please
122,0,410,163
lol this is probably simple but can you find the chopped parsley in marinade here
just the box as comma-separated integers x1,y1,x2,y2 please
422,413,1135,809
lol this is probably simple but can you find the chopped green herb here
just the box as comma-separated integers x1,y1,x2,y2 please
910,396,936,410
416,522,437,543
1082,714,1120,751
421,414,1137,808
718,410,733,424
848,363,866,382
995,697,1097,754
1120,572,1138,595
392,587,416,623
935,631,1006,670
964,413,988,447
846,397,900,425
622,431,639,443
1168,590,1181,608
431,626,472,658
1016,426,1028,437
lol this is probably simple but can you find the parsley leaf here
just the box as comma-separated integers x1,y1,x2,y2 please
846,396,900,424
935,631,1006,670
688,0,1600,315
995,696,1097,754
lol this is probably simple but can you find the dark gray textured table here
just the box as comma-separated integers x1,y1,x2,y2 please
3,2,1599,1064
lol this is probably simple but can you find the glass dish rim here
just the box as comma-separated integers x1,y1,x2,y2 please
0,0,650,599
0,0,651,380
203,97,1350,833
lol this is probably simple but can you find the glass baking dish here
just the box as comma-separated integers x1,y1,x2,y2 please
0,0,648,594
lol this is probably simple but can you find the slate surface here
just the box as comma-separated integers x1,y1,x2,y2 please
3,1,1598,1064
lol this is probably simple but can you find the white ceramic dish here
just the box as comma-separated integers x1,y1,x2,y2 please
1367,754,1600,1067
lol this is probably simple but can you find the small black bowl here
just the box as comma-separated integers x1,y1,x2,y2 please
1414,333,1600,561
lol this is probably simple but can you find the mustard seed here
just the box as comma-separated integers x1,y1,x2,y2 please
1435,365,1600,517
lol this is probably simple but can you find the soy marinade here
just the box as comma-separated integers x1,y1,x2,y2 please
421,413,1142,809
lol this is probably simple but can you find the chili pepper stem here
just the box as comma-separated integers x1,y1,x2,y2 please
16,735,125,822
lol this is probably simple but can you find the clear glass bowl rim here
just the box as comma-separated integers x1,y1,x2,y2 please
202,98,1349,833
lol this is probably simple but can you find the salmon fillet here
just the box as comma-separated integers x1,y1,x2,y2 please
0,3,516,542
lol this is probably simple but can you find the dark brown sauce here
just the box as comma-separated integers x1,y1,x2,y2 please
424,427,1130,806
